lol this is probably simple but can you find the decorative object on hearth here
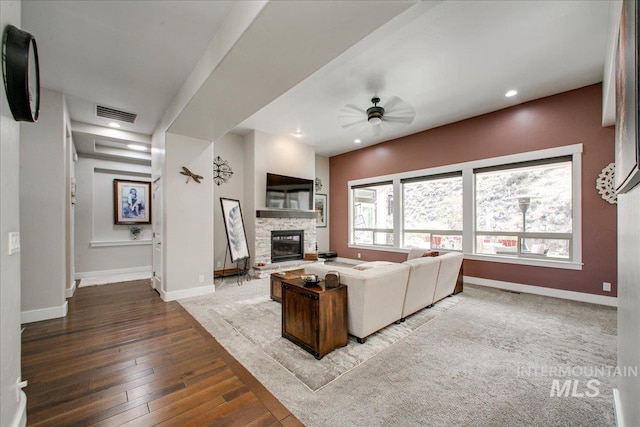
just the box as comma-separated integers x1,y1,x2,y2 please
339,96,415,132
180,166,203,184
315,177,323,192
213,155,233,186
2,25,40,122
325,271,340,288
596,162,617,204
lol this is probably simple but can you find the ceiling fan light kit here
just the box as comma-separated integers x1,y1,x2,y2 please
366,97,384,125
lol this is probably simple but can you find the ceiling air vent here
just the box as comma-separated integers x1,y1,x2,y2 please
96,105,137,123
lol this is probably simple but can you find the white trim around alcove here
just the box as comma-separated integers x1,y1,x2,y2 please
74,265,152,280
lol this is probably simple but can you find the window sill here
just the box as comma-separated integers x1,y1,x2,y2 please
464,254,582,270
348,244,582,270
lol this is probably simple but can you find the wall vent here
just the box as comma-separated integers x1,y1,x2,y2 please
96,105,137,123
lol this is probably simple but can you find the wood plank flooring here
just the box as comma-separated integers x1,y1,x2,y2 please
21,280,303,427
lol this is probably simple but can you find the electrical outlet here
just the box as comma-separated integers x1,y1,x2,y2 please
8,232,20,255
357,253,361,259
602,282,611,292
216,261,222,268
199,275,205,284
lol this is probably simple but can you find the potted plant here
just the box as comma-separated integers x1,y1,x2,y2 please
129,225,144,240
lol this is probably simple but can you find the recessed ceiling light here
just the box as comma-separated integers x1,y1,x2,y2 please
108,122,121,128
127,144,147,151
505,90,518,98
354,139,361,144
293,131,303,138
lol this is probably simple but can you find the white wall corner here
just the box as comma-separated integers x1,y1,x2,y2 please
160,285,215,302
66,280,77,298
9,391,26,427
464,276,618,307
21,301,68,324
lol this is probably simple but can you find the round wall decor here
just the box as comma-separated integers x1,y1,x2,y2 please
2,25,40,122
596,162,616,204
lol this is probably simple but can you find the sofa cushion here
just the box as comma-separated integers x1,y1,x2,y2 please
353,261,396,270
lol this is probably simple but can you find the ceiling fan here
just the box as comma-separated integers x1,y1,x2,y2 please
339,96,415,131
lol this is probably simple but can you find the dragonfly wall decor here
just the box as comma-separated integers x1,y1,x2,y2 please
180,167,203,184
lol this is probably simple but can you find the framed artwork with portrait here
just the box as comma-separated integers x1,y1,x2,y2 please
114,179,152,224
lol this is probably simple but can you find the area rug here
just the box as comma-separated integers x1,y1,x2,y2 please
180,282,617,427
180,278,461,391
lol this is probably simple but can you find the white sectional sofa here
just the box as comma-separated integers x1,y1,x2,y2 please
304,252,463,343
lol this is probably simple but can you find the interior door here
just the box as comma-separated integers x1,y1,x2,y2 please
152,177,163,293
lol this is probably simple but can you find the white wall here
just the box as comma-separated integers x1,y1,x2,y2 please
251,130,316,209
315,154,330,252
213,133,245,271
163,132,214,299
74,157,152,276
617,183,640,425
0,3,27,425
19,88,67,321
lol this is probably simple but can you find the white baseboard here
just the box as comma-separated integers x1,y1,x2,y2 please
9,391,27,427
75,265,152,280
464,276,618,307
21,301,68,324
66,280,77,298
161,285,215,302
613,388,625,427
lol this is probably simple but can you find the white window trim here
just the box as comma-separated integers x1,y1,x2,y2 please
348,144,583,270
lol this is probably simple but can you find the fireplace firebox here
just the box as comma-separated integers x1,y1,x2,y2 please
271,230,304,263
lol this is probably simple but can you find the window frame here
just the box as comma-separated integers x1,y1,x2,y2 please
348,144,583,270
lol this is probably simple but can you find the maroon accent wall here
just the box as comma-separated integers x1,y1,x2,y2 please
330,84,617,296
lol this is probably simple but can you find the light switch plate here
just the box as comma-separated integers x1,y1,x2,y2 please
8,232,20,255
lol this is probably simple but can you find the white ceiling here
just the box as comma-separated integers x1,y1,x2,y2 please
21,1,613,159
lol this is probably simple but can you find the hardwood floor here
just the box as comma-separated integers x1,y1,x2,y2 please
21,280,303,426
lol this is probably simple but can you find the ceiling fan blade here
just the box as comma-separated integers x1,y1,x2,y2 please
384,115,415,125
341,118,367,129
340,104,366,115
383,96,402,112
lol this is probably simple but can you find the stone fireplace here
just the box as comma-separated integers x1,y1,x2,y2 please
254,211,317,265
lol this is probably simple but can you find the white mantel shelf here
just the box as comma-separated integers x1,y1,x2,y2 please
255,209,318,219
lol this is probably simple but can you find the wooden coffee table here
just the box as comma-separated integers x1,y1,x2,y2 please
278,276,347,360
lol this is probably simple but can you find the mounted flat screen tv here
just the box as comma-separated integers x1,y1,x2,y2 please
266,173,313,210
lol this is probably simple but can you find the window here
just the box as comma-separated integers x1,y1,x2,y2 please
402,174,463,250
348,145,581,269
352,182,394,246
474,157,572,259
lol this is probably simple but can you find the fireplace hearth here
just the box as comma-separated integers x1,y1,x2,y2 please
271,230,304,263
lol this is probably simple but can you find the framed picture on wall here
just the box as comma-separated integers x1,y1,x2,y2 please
615,0,640,193
114,179,152,224
315,193,327,228
220,198,250,262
